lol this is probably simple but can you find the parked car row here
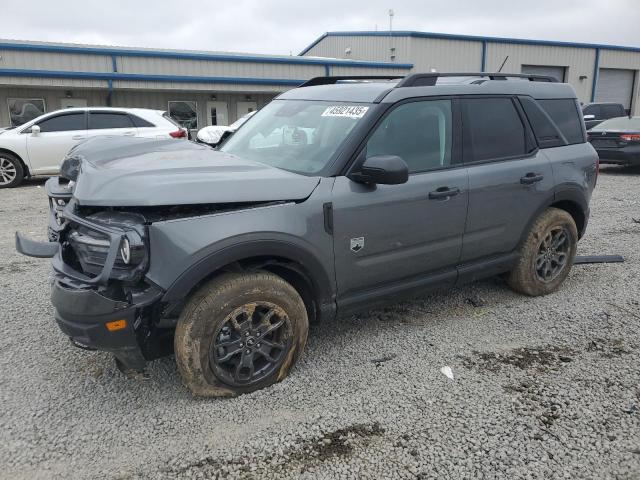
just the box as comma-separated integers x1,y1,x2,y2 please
0,107,187,188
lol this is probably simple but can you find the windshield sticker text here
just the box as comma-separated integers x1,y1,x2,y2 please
321,106,369,119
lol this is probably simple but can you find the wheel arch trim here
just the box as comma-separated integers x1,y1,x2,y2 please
158,239,337,317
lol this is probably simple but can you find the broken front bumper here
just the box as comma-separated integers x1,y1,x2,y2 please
16,232,163,371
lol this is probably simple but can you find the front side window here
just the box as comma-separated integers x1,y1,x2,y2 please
37,113,85,132
88,113,134,130
463,97,526,162
365,99,452,173
583,105,601,118
7,98,46,126
220,100,371,174
538,99,584,144
168,101,198,130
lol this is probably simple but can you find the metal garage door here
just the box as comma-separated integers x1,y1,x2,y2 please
595,68,635,111
521,65,566,82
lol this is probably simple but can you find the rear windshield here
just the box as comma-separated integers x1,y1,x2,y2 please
220,100,372,174
590,116,639,131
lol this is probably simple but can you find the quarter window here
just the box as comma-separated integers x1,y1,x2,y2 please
463,98,526,162
538,99,584,144
366,99,453,173
37,113,85,132
88,113,134,130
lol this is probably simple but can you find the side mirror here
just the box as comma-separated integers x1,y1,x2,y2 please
350,155,409,185
31,125,41,136
583,114,596,121
196,126,224,146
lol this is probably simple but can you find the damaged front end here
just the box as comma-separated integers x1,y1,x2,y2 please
16,175,168,373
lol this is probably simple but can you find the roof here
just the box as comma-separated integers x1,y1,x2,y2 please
280,77,577,103
300,31,640,56
0,38,413,70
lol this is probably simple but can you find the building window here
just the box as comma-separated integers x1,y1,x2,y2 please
168,101,198,130
7,98,46,126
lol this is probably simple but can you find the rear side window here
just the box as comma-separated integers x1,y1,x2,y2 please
537,99,584,144
37,113,85,132
462,98,526,162
130,114,155,127
89,113,134,130
366,99,453,173
519,97,565,149
601,104,624,119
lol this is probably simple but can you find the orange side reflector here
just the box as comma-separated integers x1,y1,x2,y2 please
105,319,127,332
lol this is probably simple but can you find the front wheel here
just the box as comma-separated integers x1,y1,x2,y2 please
507,208,578,296
174,271,308,397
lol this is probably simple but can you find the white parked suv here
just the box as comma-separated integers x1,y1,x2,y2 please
0,107,187,188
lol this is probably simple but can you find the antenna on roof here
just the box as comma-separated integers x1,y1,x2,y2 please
497,55,509,73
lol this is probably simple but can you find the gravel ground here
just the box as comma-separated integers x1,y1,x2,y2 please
1,166,639,480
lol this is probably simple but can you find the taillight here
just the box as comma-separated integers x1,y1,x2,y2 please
620,133,640,142
169,129,187,139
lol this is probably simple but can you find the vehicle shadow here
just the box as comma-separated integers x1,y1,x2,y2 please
599,165,640,175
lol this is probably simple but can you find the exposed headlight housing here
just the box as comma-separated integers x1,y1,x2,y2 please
64,211,148,283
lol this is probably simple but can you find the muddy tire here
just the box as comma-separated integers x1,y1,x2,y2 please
174,271,308,397
507,208,578,296
0,152,24,188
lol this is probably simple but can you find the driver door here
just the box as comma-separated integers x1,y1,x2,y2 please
331,99,469,308
25,111,87,174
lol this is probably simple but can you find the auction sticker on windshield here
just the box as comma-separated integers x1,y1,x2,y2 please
321,105,369,119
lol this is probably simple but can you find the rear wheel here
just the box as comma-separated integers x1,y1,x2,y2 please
0,153,24,188
174,271,308,397
507,208,578,296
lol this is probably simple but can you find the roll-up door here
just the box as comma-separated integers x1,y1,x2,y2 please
595,68,635,111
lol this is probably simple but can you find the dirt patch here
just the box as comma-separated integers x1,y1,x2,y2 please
164,422,385,478
462,345,576,373
291,422,385,462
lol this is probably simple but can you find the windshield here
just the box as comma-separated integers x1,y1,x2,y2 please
220,100,372,174
591,116,639,131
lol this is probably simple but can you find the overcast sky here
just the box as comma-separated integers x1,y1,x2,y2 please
2,0,638,55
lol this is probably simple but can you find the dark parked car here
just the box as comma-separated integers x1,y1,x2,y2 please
588,116,640,166
16,72,598,397
582,102,626,130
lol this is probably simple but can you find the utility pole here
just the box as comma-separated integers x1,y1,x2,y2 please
388,9,396,61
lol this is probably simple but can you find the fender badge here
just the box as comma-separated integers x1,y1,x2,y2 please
350,237,364,252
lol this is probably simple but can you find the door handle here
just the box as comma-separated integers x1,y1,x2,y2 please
72,135,87,140
428,186,460,200
520,172,544,185
123,131,136,136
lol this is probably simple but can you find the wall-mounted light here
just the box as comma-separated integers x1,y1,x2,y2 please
245,95,252,101
344,47,352,55
210,94,217,100
579,75,588,81
65,90,72,98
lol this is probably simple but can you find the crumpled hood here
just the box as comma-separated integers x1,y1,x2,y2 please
68,136,320,206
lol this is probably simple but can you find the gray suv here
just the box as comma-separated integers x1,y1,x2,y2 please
16,73,598,397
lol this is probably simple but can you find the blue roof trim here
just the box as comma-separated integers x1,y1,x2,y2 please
0,41,412,69
300,31,640,55
0,68,306,86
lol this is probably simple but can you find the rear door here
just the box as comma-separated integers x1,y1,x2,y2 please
331,98,469,305
460,96,554,264
25,111,87,174
87,111,138,139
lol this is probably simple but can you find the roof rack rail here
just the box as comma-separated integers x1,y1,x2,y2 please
299,75,405,88
396,72,558,87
